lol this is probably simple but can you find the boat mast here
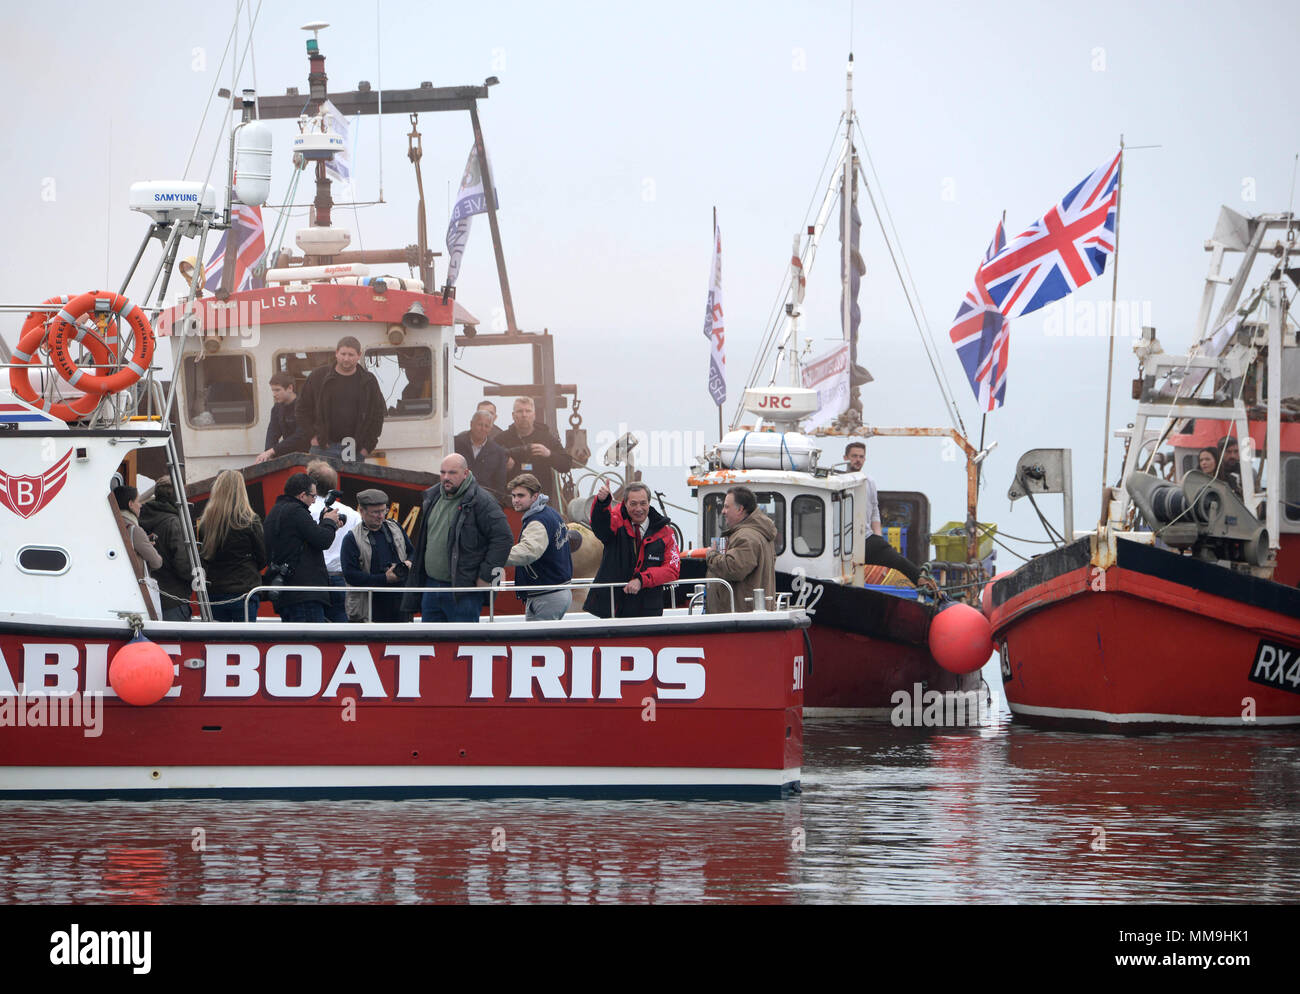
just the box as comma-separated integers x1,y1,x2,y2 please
840,54,856,415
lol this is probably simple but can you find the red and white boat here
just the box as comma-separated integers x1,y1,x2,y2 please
0,403,806,798
681,57,997,713
0,23,807,799
987,207,1300,729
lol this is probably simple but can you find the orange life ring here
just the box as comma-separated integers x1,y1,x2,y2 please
47,291,154,395
8,296,118,422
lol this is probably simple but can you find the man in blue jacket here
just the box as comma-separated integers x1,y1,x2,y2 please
403,454,512,623
506,473,574,620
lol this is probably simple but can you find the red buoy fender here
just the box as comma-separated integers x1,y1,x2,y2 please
8,296,118,422
928,601,995,675
109,635,174,706
47,291,154,395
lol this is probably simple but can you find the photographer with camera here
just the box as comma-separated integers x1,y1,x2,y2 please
264,472,341,623
341,488,413,623
306,459,358,622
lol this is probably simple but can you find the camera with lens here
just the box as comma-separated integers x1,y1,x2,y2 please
323,489,344,510
389,561,410,583
267,561,294,586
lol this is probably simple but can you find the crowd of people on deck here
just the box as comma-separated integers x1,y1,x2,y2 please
114,332,968,622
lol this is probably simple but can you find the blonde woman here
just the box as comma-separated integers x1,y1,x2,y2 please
196,469,268,622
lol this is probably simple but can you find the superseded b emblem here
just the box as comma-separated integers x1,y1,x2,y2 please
0,450,71,519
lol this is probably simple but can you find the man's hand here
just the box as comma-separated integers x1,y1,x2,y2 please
596,480,611,502
623,576,642,595
384,564,399,584
310,436,319,446
529,442,551,458
321,508,340,526
254,449,273,464
475,577,491,588
360,449,370,459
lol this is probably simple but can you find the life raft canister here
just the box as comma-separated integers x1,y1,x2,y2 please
47,291,154,396
7,295,120,422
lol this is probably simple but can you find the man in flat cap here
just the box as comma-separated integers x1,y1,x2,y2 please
340,488,413,623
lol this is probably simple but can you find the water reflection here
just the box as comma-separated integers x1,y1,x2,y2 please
3,707,1298,904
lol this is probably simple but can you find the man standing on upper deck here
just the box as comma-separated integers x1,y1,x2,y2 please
295,336,386,462
496,396,572,504
254,371,304,463
454,410,509,498
842,439,932,589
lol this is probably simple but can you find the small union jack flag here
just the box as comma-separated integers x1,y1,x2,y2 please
949,221,1011,411
979,151,1121,319
203,204,266,294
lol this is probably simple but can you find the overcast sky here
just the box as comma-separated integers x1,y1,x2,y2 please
2,0,1296,559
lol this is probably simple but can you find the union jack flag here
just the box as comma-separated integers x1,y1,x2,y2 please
203,204,266,294
980,151,1121,319
949,221,1011,411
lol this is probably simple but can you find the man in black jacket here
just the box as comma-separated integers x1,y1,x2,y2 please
254,371,303,463
138,477,197,622
454,411,509,498
263,472,341,623
495,396,572,505
403,454,512,623
295,337,386,462
584,480,680,618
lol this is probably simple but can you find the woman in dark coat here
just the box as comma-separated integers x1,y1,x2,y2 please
196,469,267,622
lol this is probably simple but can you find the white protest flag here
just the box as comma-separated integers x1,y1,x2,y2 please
703,216,726,406
801,343,850,429
320,99,353,189
445,145,492,288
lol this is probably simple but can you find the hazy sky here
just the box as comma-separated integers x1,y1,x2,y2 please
2,0,1296,560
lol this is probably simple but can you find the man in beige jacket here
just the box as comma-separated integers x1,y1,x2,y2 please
705,486,777,613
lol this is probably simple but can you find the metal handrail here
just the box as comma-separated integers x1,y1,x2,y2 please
240,576,740,621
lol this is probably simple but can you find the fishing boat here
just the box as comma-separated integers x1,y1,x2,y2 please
987,205,1300,729
680,56,998,715
0,22,807,799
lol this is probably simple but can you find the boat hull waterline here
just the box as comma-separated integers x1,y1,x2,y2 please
988,538,1300,730
0,615,807,799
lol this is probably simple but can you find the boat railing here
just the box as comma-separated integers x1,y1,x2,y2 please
237,576,743,622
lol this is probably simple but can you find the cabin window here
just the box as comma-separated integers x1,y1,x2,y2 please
17,546,70,574
703,491,786,554
1285,455,1300,523
183,355,255,428
369,346,434,420
791,495,825,557
274,347,436,420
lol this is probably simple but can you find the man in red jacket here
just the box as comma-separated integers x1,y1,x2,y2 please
583,480,680,618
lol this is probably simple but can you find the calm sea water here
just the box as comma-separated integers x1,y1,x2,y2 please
3,667,1299,904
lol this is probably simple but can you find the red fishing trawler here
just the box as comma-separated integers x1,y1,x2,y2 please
987,207,1300,730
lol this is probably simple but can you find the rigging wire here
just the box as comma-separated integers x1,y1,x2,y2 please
853,118,967,437
454,365,505,387
196,1,265,201
733,116,847,426
183,5,242,179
